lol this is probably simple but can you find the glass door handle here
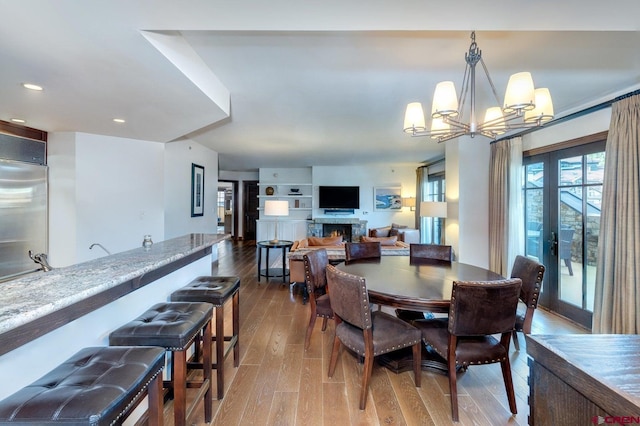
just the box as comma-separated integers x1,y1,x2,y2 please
549,231,558,256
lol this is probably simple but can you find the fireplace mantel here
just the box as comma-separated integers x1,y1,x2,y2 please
307,218,367,242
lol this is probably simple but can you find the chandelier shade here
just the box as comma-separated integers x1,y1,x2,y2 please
403,32,554,143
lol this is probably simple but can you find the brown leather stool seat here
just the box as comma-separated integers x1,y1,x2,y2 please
0,346,165,425
170,276,240,399
109,302,213,426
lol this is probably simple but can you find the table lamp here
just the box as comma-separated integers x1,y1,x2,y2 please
264,200,289,243
420,201,448,244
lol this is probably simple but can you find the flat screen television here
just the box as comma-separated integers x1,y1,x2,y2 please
318,186,360,209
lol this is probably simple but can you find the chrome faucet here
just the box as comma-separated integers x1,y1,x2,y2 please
28,250,53,272
89,243,111,255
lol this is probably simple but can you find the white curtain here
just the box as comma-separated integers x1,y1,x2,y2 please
593,94,640,333
489,137,524,277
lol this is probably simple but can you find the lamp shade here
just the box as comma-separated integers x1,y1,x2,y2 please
403,102,426,133
264,200,289,216
420,201,448,218
431,81,459,118
525,88,554,123
483,106,506,134
402,197,416,209
503,72,535,113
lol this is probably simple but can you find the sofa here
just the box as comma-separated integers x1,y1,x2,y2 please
368,223,420,244
288,235,410,286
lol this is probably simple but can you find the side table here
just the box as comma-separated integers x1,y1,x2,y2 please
257,240,293,283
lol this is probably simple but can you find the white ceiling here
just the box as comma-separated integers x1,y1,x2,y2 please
1,1,640,171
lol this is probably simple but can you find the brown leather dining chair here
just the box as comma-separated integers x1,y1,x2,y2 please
344,241,381,263
413,278,522,422
302,249,333,350
396,244,454,322
510,255,545,350
409,243,453,261
326,264,422,410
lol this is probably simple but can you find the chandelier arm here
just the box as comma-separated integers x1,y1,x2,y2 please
457,63,472,118
479,58,502,107
443,117,470,131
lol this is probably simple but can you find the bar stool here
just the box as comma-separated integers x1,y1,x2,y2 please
170,275,240,399
0,346,165,425
109,302,213,426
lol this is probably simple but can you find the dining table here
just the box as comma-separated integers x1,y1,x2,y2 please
335,256,505,373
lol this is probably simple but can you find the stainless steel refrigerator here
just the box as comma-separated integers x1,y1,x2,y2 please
0,140,48,281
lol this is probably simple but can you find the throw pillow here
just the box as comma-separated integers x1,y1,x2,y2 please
361,236,398,246
308,236,343,246
370,227,391,238
390,223,408,237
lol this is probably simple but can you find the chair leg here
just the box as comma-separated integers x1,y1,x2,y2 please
327,336,341,377
321,317,328,332
564,258,574,276
448,355,459,422
512,330,520,351
304,314,318,350
359,354,374,410
500,358,518,415
412,342,422,388
148,371,164,426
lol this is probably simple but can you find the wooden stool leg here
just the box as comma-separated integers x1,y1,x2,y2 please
173,350,187,426
233,291,240,367
216,305,225,399
203,319,213,422
148,371,164,426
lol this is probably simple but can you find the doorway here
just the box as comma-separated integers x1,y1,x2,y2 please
243,181,259,242
523,139,605,328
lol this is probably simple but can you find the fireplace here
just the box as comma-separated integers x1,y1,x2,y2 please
306,219,367,242
323,224,352,242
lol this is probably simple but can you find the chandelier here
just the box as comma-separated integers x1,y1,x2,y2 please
403,32,554,143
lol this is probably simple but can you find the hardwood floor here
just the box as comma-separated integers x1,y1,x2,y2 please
172,240,588,426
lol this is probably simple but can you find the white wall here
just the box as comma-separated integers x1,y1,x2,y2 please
311,163,419,229
48,133,218,266
164,140,218,239
444,138,491,267
523,107,611,151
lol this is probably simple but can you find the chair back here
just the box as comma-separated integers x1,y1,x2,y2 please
345,242,381,263
448,279,522,336
559,228,574,259
410,244,452,261
510,255,545,309
326,264,372,330
303,249,329,296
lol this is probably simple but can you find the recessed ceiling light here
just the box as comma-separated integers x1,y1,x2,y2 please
10,118,26,123
113,118,126,123
22,83,43,91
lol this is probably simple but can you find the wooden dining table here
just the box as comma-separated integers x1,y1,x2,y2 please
335,256,505,372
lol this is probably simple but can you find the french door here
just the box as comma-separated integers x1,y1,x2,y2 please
523,140,605,328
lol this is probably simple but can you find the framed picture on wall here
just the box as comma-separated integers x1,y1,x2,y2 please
374,186,402,211
191,163,205,217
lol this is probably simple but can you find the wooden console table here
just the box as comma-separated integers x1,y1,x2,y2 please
526,334,640,425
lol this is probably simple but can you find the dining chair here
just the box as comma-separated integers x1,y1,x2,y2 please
396,244,453,323
413,278,522,422
510,255,545,350
302,248,334,350
344,241,381,263
409,243,453,261
326,264,422,410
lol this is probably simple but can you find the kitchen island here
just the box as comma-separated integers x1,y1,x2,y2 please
0,233,228,400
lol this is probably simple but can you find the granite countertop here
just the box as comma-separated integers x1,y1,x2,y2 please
0,233,228,336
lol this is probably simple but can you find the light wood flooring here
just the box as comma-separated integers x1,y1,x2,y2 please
165,240,588,426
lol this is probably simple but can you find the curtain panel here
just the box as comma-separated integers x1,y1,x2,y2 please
488,137,523,277
593,94,640,333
